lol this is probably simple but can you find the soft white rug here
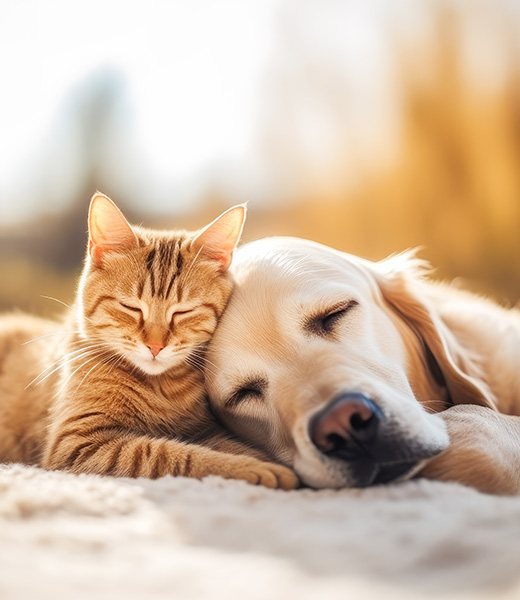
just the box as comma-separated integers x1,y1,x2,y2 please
1,464,520,600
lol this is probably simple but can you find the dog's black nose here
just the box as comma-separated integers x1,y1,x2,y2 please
310,393,383,460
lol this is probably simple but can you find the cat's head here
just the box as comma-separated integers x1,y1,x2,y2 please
77,193,246,376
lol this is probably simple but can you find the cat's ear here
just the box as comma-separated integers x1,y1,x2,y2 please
88,193,138,266
190,204,247,271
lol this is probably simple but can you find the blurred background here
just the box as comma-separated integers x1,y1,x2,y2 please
1,0,520,315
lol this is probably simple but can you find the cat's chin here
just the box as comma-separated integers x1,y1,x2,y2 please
135,363,173,376
126,354,187,377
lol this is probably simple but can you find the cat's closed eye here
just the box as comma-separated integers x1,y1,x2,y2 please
166,306,196,324
119,302,143,315
170,309,194,322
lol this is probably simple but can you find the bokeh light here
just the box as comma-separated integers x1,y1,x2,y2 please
1,0,520,315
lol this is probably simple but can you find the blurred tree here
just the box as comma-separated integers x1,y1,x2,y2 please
0,71,133,312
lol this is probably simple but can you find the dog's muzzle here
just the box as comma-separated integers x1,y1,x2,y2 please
309,392,422,486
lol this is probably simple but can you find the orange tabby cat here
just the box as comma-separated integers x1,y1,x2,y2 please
0,193,297,489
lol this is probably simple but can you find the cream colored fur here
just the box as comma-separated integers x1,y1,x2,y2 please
206,237,520,495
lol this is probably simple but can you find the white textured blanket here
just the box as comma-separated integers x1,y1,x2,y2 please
1,464,519,600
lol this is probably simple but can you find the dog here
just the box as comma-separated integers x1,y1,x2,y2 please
205,237,520,495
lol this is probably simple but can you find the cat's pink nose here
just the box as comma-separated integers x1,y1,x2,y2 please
147,343,164,358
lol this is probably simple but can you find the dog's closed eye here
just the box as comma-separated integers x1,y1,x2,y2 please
225,378,267,409
306,300,359,337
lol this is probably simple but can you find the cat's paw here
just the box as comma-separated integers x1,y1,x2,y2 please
223,457,300,490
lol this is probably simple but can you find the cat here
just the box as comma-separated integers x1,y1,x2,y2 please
0,193,298,489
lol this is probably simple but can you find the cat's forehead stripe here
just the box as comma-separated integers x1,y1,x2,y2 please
143,238,184,300
146,248,156,296
164,264,178,300
169,239,184,300
156,240,175,298
137,278,145,299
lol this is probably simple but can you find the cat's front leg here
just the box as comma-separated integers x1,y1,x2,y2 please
190,425,274,462
43,425,299,490
191,447,300,490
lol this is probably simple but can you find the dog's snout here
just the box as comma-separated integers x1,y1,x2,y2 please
310,393,382,457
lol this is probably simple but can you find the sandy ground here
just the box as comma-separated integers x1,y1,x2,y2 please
1,463,520,600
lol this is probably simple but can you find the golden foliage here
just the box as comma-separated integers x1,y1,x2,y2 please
243,6,520,304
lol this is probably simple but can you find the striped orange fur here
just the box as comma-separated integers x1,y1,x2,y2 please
0,194,298,489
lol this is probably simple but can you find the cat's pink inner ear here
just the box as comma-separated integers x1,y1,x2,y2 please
190,204,247,271
88,193,138,266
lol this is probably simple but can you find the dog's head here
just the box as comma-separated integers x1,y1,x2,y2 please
206,237,496,488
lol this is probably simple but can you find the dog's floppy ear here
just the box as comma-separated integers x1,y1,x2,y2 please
371,251,497,411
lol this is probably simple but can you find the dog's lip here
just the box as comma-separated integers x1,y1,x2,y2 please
371,460,419,485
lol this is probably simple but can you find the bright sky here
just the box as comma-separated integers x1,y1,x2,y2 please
0,0,277,222
0,0,515,224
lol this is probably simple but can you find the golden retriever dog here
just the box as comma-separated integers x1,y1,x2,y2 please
205,237,520,495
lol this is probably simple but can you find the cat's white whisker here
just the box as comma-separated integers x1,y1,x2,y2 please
40,295,73,310
198,355,220,372
24,345,97,389
181,245,204,283
106,354,127,379
22,331,82,346
25,345,106,389
69,350,115,396
34,350,104,389
58,354,105,396
186,354,218,378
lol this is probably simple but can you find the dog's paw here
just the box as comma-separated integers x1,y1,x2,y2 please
418,405,520,495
